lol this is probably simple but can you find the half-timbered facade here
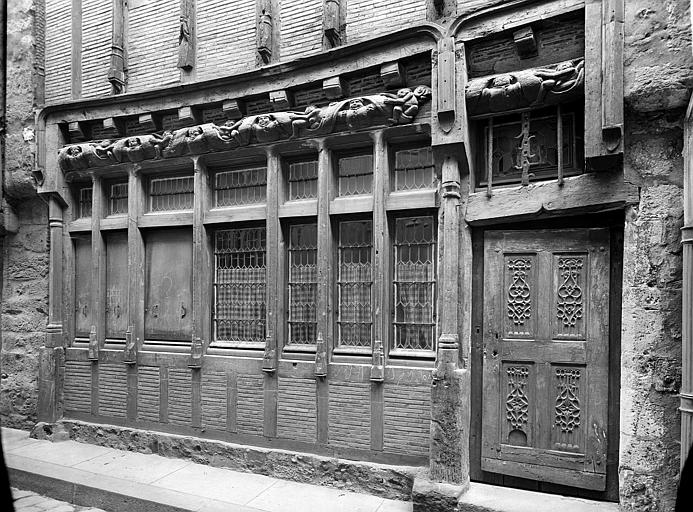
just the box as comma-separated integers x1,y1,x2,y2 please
7,0,688,509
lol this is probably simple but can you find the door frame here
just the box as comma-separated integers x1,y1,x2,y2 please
468,213,623,502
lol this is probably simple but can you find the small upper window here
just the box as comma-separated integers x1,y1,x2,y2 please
78,187,92,218
287,159,318,200
148,176,194,212
338,153,373,196
108,182,128,216
393,146,435,191
214,167,267,207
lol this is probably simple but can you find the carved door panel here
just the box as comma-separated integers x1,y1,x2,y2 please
481,228,609,491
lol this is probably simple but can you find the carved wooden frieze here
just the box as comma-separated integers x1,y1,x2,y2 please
507,258,532,326
466,58,584,117
58,86,432,172
506,366,529,433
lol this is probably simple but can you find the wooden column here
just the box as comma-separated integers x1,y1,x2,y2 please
38,196,65,422
108,0,127,93
90,175,106,359
681,99,693,468
127,165,145,356
178,0,196,76
191,157,211,355
71,0,82,98
315,138,333,443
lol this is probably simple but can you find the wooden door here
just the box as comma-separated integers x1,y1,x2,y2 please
481,228,610,490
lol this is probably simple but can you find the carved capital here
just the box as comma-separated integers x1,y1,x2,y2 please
88,325,99,361
123,326,137,365
315,332,327,378
370,340,384,382
441,179,460,199
262,332,277,373
188,337,203,368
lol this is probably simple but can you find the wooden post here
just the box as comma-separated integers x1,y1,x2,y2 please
371,130,387,382
429,153,470,487
38,195,65,422
178,0,196,73
90,174,106,358
263,148,280,373
191,157,210,358
108,0,127,93
681,98,693,468
127,165,145,356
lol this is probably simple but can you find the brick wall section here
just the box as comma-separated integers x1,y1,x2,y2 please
45,0,71,103
80,0,112,98
281,0,322,61
346,0,427,45
195,0,256,82
126,0,180,93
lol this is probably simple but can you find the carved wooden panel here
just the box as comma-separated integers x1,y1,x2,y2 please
144,229,193,342
201,371,227,431
277,378,316,442
64,361,92,413
97,364,127,418
482,229,610,491
105,232,128,339
383,385,430,456
328,382,371,450
74,236,92,338
236,374,264,435
137,366,160,422
168,368,192,426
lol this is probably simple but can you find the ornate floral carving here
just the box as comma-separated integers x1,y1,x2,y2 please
507,258,532,325
557,257,583,327
58,86,432,172
555,368,581,433
466,58,584,116
506,366,529,431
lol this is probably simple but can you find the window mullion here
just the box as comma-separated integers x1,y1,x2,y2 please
89,174,105,359
192,157,211,354
371,130,388,363
127,165,145,354
264,148,280,371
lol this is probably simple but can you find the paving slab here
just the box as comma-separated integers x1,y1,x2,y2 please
16,439,113,467
2,428,44,453
73,450,191,485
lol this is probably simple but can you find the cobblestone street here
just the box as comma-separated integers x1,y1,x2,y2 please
12,488,107,512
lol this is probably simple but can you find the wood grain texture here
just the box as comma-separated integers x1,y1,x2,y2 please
64,361,92,413
97,363,127,417
277,378,317,442
168,368,193,426
137,366,161,422
383,385,430,456
237,374,264,435
201,370,228,431
328,382,370,450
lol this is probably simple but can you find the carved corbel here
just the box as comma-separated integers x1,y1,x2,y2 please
178,106,201,125
256,0,274,64
88,325,99,361
67,122,89,143
370,340,384,382
323,77,344,100
189,336,203,368
323,0,342,48
178,0,196,71
222,99,244,121
513,26,537,60
315,332,327,377
380,61,404,88
262,332,277,373
108,0,127,93
123,325,137,364
269,90,291,110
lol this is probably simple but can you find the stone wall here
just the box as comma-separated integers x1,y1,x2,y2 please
620,1,693,510
1,0,48,430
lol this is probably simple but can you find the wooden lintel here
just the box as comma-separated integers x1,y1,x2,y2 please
380,61,403,87
269,90,291,109
222,99,243,120
465,172,637,225
322,76,344,99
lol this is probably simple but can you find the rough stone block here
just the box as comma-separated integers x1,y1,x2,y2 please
412,474,466,512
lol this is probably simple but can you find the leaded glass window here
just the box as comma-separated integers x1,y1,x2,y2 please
78,187,92,218
288,223,318,345
214,227,267,343
288,160,318,200
393,216,436,351
109,182,128,215
149,176,194,212
337,220,373,347
338,153,373,196
394,147,435,191
215,167,267,207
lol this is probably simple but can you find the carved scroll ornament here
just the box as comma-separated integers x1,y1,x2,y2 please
466,58,584,116
58,86,432,172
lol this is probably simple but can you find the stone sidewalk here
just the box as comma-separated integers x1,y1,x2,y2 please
12,488,107,512
2,427,410,512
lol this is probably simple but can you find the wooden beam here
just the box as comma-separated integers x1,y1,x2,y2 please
178,0,196,72
127,165,145,356
191,157,210,357
380,61,404,88
465,172,638,225
71,0,82,99
322,76,344,100
91,175,106,357
222,99,243,120
108,0,127,93
269,90,291,110
263,149,280,373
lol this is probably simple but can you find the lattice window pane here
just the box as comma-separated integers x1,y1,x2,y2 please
149,176,194,212
109,182,128,215
288,223,318,344
215,167,267,207
78,187,92,218
214,227,267,343
338,154,373,196
394,147,435,191
338,220,373,348
288,160,318,200
393,216,436,351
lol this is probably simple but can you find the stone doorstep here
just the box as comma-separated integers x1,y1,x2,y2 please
32,420,419,501
412,477,621,512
